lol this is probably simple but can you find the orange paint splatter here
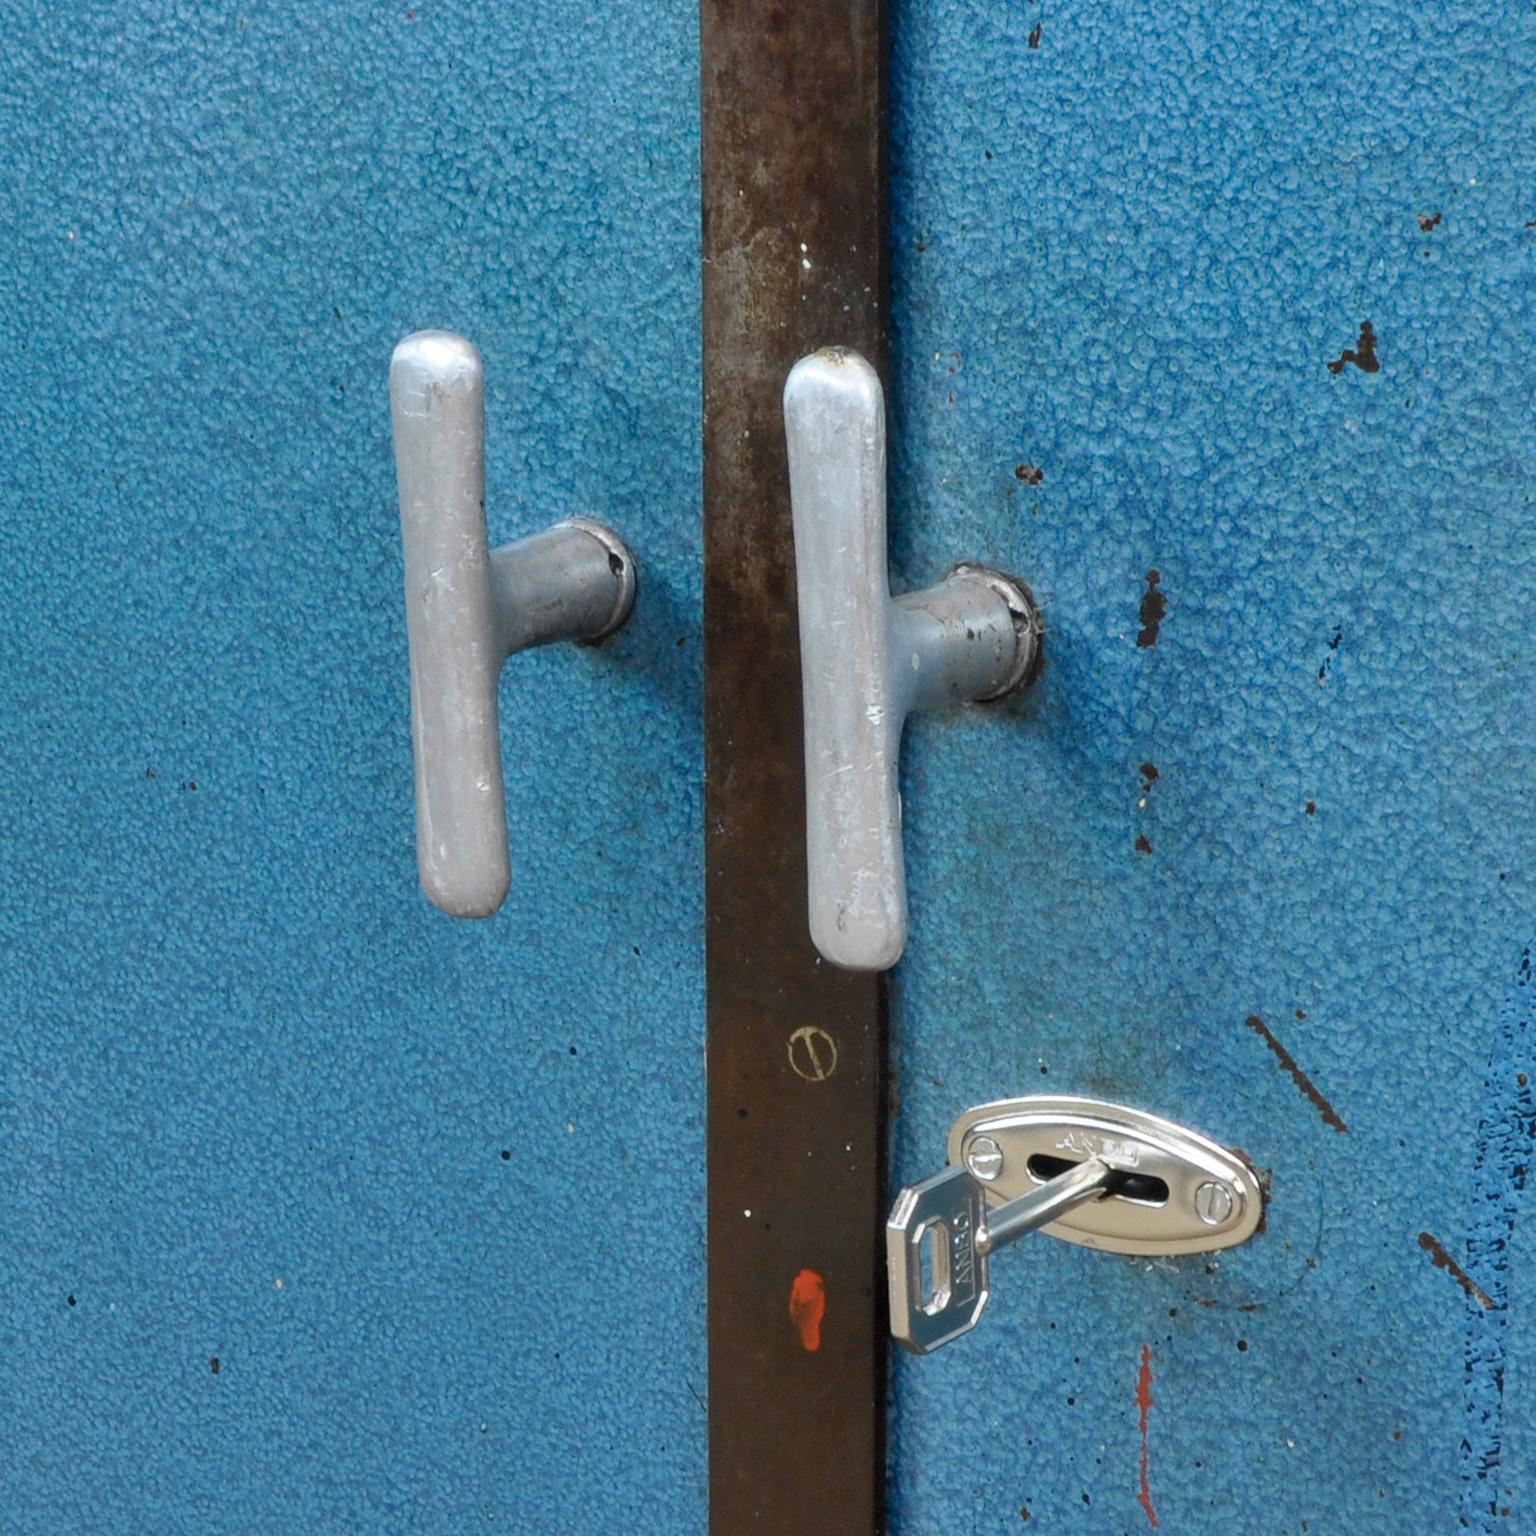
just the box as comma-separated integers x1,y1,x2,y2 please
789,1269,826,1352
1136,1343,1159,1529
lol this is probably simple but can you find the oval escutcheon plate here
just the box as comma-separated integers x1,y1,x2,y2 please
946,1096,1264,1257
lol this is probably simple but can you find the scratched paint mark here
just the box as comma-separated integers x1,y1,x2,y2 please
1417,211,1443,232
1326,320,1380,374
1027,22,1042,46
1460,946,1535,1533
1417,1232,1494,1311
1134,835,1153,855
1014,463,1044,485
1137,571,1166,648
789,1269,826,1352
1135,1344,1159,1529
1317,627,1343,685
1242,1015,1348,1133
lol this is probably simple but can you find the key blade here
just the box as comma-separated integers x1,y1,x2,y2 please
886,1166,990,1353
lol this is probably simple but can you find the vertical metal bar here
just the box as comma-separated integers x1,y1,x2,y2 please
701,1,888,1532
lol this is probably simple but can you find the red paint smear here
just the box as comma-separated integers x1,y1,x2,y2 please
1136,1343,1159,1529
789,1269,826,1352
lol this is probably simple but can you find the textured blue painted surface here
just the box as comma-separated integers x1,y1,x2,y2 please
887,0,1536,1530
0,4,702,1532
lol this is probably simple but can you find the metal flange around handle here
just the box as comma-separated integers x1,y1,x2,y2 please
390,331,637,918
783,347,1041,971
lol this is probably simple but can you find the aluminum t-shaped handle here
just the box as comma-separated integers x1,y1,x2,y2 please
784,347,1040,970
390,331,636,917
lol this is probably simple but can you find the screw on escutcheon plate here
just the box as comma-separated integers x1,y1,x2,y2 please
1194,1181,1236,1226
965,1135,1004,1182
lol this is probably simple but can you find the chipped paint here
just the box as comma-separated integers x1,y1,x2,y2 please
1460,948,1535,1532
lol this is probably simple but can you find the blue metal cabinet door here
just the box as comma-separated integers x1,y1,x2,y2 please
887,2,1534,1531
0,6,702,1532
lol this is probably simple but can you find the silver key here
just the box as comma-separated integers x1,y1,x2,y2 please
887,1156,1114,1353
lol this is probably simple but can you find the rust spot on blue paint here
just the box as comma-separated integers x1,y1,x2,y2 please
1135,1344,1159,1528
1137,571,1166,648
1417,1232,1493,1309
1242,1015,1348,1133
1327,321,1379,374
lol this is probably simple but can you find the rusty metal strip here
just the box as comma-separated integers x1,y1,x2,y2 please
701,2,889,1532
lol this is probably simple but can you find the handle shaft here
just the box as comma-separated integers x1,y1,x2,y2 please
391,331,509,917
785,348,1039,971
390,333,639,920
785,349,907,970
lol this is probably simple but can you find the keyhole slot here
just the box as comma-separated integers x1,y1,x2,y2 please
916,1218,953,1315
1027,1153,1169,1207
